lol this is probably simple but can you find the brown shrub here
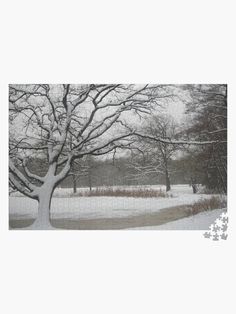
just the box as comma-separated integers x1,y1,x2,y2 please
186,196,227,216
77,187,167,198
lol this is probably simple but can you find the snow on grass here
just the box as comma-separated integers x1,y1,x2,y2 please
10,184,192,197
128,208,226,230
53,184,196,197
9,185,218,220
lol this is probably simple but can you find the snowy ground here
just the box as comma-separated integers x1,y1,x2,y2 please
9,185,221,223
128,208,226,230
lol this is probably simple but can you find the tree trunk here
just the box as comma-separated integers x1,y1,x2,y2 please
29,185,54,230
72,173,77,194
191,177,197,194
192,184,197,194
88,171,92,191
163,156,171,192
165,169,171,192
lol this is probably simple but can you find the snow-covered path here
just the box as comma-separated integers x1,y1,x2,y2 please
128,208,225,230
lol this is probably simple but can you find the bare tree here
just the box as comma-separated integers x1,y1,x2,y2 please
9,84,159,229
183,84,227,193
69,156,95,193
128,114,179,191
129,86,227,193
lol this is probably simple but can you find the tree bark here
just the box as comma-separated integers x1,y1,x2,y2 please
164,157,171,192
88,171,92,191
72,173,77,194
165,169,171,192
29,185,55,229
191,177,197,194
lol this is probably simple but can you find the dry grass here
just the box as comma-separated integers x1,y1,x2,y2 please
76,187,168,198
185,196,227,216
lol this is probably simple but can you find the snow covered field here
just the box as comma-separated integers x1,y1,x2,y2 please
9,185,222,224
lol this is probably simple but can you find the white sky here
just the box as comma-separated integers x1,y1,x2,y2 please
166,101,186,122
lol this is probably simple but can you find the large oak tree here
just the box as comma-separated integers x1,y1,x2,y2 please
9,84,159,229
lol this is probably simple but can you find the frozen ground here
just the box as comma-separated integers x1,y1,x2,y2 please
9,184,219,221
128,208,226,230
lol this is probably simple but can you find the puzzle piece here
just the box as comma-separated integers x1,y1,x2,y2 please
222,224,228,232
203,232,211,239
203,212,228,241
221,233,228,240
213,225,220,232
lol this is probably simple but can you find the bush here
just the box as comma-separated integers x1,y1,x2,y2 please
77,187,167,198
198,185,227,195
186,196,227,216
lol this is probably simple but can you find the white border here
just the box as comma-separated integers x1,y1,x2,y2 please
0,1,235,314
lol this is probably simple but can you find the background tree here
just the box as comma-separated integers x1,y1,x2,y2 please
131,85,227,193
128,114,179,191
182,84,227,193
69,155,95,193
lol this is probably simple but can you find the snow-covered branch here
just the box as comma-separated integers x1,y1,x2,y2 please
9,160,36,192
22,161,45,183
133,132,226,146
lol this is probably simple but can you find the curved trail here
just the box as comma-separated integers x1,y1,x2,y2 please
10,204,192,230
